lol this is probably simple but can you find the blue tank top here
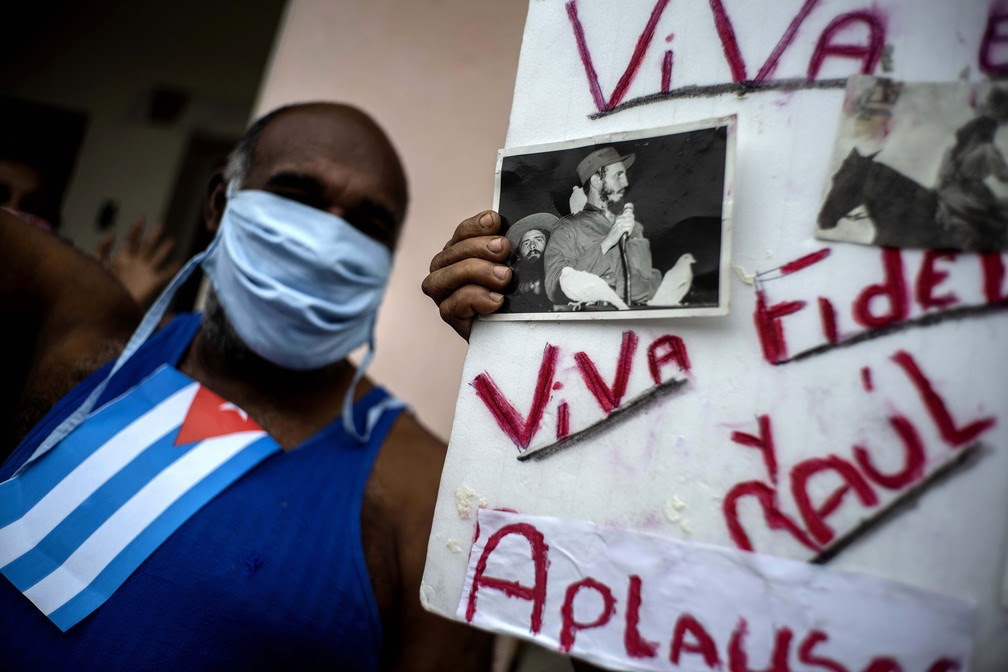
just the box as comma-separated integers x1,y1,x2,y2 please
0,314,399,671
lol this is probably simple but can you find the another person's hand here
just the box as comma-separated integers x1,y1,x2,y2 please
93,218,182,308
422,210,512,341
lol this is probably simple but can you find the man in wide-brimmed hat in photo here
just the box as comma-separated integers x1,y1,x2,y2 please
936,85,1008,250
544,146,661,308
503,211,558,313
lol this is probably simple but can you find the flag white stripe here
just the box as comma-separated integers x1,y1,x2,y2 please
23,431,262,615
0,383,200,567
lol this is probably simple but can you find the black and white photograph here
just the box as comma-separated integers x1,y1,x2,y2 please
817,76,1008,251
486,117,735,321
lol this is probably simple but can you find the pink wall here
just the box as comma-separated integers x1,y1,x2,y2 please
253,0,528,439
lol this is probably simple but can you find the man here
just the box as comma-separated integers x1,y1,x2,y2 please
503,212,558,312
0,102,491,670
935,86,1008,250
544,146,661,306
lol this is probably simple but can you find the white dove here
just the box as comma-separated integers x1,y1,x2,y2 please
559,266,629,310
647,253,695,306
568,186,587,214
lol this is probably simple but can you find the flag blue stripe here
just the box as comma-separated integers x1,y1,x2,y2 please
1,427,192,590
0,366,191,526
46,435,280,631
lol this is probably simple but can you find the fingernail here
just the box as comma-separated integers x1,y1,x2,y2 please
489,292,504,302
488,236,503,252
493,265,510,280
480,212,494,228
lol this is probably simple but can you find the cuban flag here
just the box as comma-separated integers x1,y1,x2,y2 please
0,365,280,631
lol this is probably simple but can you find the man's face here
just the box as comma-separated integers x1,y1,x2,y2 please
240,104,408,250
517,228,547,261
203,105,409,367
599,161,629,205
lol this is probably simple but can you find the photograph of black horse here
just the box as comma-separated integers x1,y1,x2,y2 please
818,80,1008,253
818,146,1008,252
817,148,944,248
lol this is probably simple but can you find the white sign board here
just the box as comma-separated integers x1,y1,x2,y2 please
421,1,1008,669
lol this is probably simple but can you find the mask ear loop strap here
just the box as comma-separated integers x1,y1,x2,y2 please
341,332,405,444
13,240,218,477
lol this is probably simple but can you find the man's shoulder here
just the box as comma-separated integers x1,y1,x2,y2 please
558,209,594,225
551,210,594,238
383,410,446,457
370,410,447,510
558,206,613,229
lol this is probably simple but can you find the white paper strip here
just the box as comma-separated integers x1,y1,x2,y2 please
460,509,974,672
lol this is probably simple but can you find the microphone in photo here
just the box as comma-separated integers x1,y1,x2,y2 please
618,203,632,305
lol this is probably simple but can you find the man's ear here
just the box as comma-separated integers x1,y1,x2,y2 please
203,171,228,235
589,173,602,192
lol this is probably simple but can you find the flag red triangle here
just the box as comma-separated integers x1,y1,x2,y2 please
175,385,263,446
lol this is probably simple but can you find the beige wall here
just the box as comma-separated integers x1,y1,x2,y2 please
255,0,529,440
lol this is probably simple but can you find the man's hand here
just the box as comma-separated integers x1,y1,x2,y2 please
93,218,182,308
422,211,512,341
600,202,634,254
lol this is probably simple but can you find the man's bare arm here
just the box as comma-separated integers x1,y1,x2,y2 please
1,210,140,346
0,211,141,444
377,415,494,671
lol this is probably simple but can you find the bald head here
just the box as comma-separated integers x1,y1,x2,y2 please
224,102,408,247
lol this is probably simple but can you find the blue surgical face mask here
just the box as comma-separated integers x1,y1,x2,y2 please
201,188,392,371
